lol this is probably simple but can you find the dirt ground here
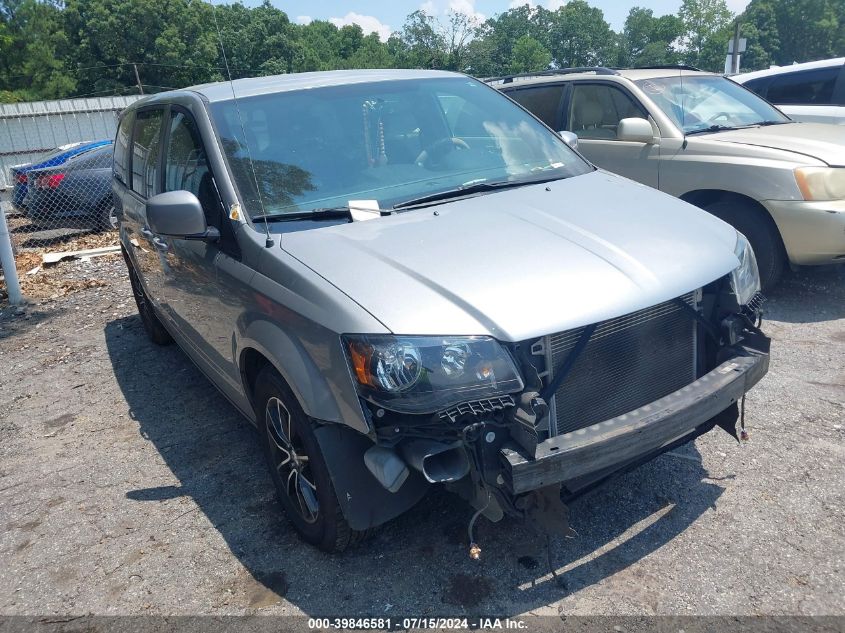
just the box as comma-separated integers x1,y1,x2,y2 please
0,252,843,619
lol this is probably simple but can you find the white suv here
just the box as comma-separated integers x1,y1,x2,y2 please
734,58,845,125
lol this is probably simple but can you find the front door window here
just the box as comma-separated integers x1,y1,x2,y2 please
569,84,645,140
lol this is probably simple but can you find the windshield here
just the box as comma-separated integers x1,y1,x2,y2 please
209,77,591,218
634,75,790,134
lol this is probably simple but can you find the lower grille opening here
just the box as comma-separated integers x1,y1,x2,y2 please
546,291,699,437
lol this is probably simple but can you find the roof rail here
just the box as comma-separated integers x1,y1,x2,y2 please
482,67,619,85
628,65,703,72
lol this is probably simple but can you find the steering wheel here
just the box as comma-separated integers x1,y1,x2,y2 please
707,112,732,123
415,137,471,167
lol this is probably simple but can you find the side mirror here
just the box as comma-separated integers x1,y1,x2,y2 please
558,130,579,150
146,191,219,241
616,118,656,144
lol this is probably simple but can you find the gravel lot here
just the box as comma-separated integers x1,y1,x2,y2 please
0,254,843,618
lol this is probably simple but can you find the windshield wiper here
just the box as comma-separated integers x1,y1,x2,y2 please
252,207,355,222
253,205,394,222
392,175,566,210
686,120,789,136
685,124,743,136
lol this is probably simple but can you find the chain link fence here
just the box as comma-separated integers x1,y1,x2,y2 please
1,95,143,260
0,94,147,304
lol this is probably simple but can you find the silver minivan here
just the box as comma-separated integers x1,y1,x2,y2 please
113,70,769,553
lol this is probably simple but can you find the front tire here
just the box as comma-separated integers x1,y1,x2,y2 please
704,200,785,290
254,367,367,552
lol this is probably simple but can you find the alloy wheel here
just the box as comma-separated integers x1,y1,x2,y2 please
265,396,319,524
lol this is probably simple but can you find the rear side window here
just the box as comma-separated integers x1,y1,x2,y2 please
68,147,112,169
89,148,113,169
742,77,768,98
114,113,133,184
767,67,840,105
507,85,565,129
131,109,164,198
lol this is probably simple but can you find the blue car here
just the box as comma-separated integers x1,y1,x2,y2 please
24,145,116,231
10,139,112,208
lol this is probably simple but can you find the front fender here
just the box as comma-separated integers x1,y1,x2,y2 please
238,317,370,434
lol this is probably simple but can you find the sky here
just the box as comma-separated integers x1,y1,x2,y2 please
248,0,752,41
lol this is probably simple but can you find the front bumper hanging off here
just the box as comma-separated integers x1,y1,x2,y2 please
500,342,770,495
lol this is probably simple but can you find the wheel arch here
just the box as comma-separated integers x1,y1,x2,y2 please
239,346,274,414
681,189,788,288
246,346,429,532
680,189,787,249
236,320,368,433
680,190,778,232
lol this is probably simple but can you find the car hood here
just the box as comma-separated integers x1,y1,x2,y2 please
706,122,845,166
281,171,739,341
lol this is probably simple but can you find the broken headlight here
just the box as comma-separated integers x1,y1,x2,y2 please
343,334,523,414
730,232,761,305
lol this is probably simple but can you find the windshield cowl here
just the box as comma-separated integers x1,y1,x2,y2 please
392,173,576,210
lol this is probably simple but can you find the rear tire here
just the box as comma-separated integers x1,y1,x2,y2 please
123,250,173,345
253,367,369,552
93,200,116,232
704,200,785,290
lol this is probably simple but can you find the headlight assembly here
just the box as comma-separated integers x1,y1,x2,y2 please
731,232,761,305
343,334,524,414
794,167,845,201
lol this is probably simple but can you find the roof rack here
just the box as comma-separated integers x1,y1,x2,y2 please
627,65,703,72
482,67,619,85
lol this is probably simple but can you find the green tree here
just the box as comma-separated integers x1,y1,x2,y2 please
465,5,551,77
345,33,394,69
769,0,842,63
508,34,551,74
548,1,617,67
394,10,446,68
737,0,844,69
739,1,780,70
8,0,839,104
621,7,683,67
699,23,734,71
291,20,343,72
679,0,733,67
64,0,222,96
442,10,480,72
3,0,75,100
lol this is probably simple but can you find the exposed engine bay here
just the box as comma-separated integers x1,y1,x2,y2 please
352,276,770,558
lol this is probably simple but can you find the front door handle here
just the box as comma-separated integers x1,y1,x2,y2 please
152,236,168,250
140,227,154,239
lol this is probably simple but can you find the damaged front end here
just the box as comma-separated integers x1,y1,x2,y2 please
333,277,770,557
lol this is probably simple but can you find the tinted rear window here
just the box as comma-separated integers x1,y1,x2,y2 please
766,67,841,105
506,85,565,128
68,147,113,169
742,77,769,98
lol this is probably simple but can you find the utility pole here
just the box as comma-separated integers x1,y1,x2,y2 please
132,63,144,95
0,206,23,306
730,20,741,74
